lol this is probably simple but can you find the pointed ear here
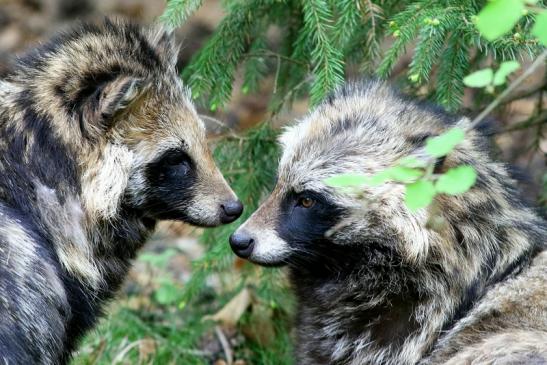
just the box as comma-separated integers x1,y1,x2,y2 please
79,76,150,140
151,26,179,68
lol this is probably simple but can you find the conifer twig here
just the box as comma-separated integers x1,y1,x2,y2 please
160,0,203,29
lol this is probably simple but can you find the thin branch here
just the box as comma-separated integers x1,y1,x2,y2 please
501,80,546,105
112,339,142,364
468,49,547,130
245,51,309,67
273,54,281,95
494,111,547,134
270,74,314,115
214,325,233,365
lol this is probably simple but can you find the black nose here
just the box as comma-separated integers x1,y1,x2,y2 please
220,200,244,223
229,231,255,259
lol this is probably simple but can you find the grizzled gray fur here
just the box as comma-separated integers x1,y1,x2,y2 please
230,80,547,364
0,18,242,364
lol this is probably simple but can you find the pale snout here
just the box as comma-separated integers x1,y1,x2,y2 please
229,225,290,266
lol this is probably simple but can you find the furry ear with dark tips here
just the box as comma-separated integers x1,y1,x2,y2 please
79,76,150,140
151,26,179,68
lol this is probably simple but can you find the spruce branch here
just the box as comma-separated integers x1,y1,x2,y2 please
333,0,361,46
358,0,384,72
408,10,449,84
270,7,310,113
183,0,279,109
160,0,203,29
301,0,345,104
435,31,470,111
242,32,269,95
377,2,433,78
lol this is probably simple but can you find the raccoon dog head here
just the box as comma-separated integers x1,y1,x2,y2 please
230,81,481,267
17,19,242,227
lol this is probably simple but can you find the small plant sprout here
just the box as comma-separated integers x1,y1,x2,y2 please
463,61,521,93
466,0,546,93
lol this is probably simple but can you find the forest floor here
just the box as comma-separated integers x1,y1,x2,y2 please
72,222,291,365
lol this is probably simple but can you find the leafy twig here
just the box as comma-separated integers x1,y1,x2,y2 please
468,49,547,130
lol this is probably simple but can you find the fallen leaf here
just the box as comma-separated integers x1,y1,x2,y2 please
241,304,276,346
206,288,252,328
138,338,156,362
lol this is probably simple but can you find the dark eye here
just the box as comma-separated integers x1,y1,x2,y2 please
175,160,191,175
160,150,192,176
163,153,188,166
297,196,315,209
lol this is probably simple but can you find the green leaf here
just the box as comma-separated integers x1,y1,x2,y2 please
463,68,494,88
532,11,547,46
425,128,466,158
493,61,520,86
154,279,180,305
435,165,478,195
389,166,424,183
475,0,524,41
405,180,436,211
139,249,177,268
325,173,369,187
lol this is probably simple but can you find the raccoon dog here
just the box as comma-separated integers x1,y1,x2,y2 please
230,81,546,364
0,19,243,363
